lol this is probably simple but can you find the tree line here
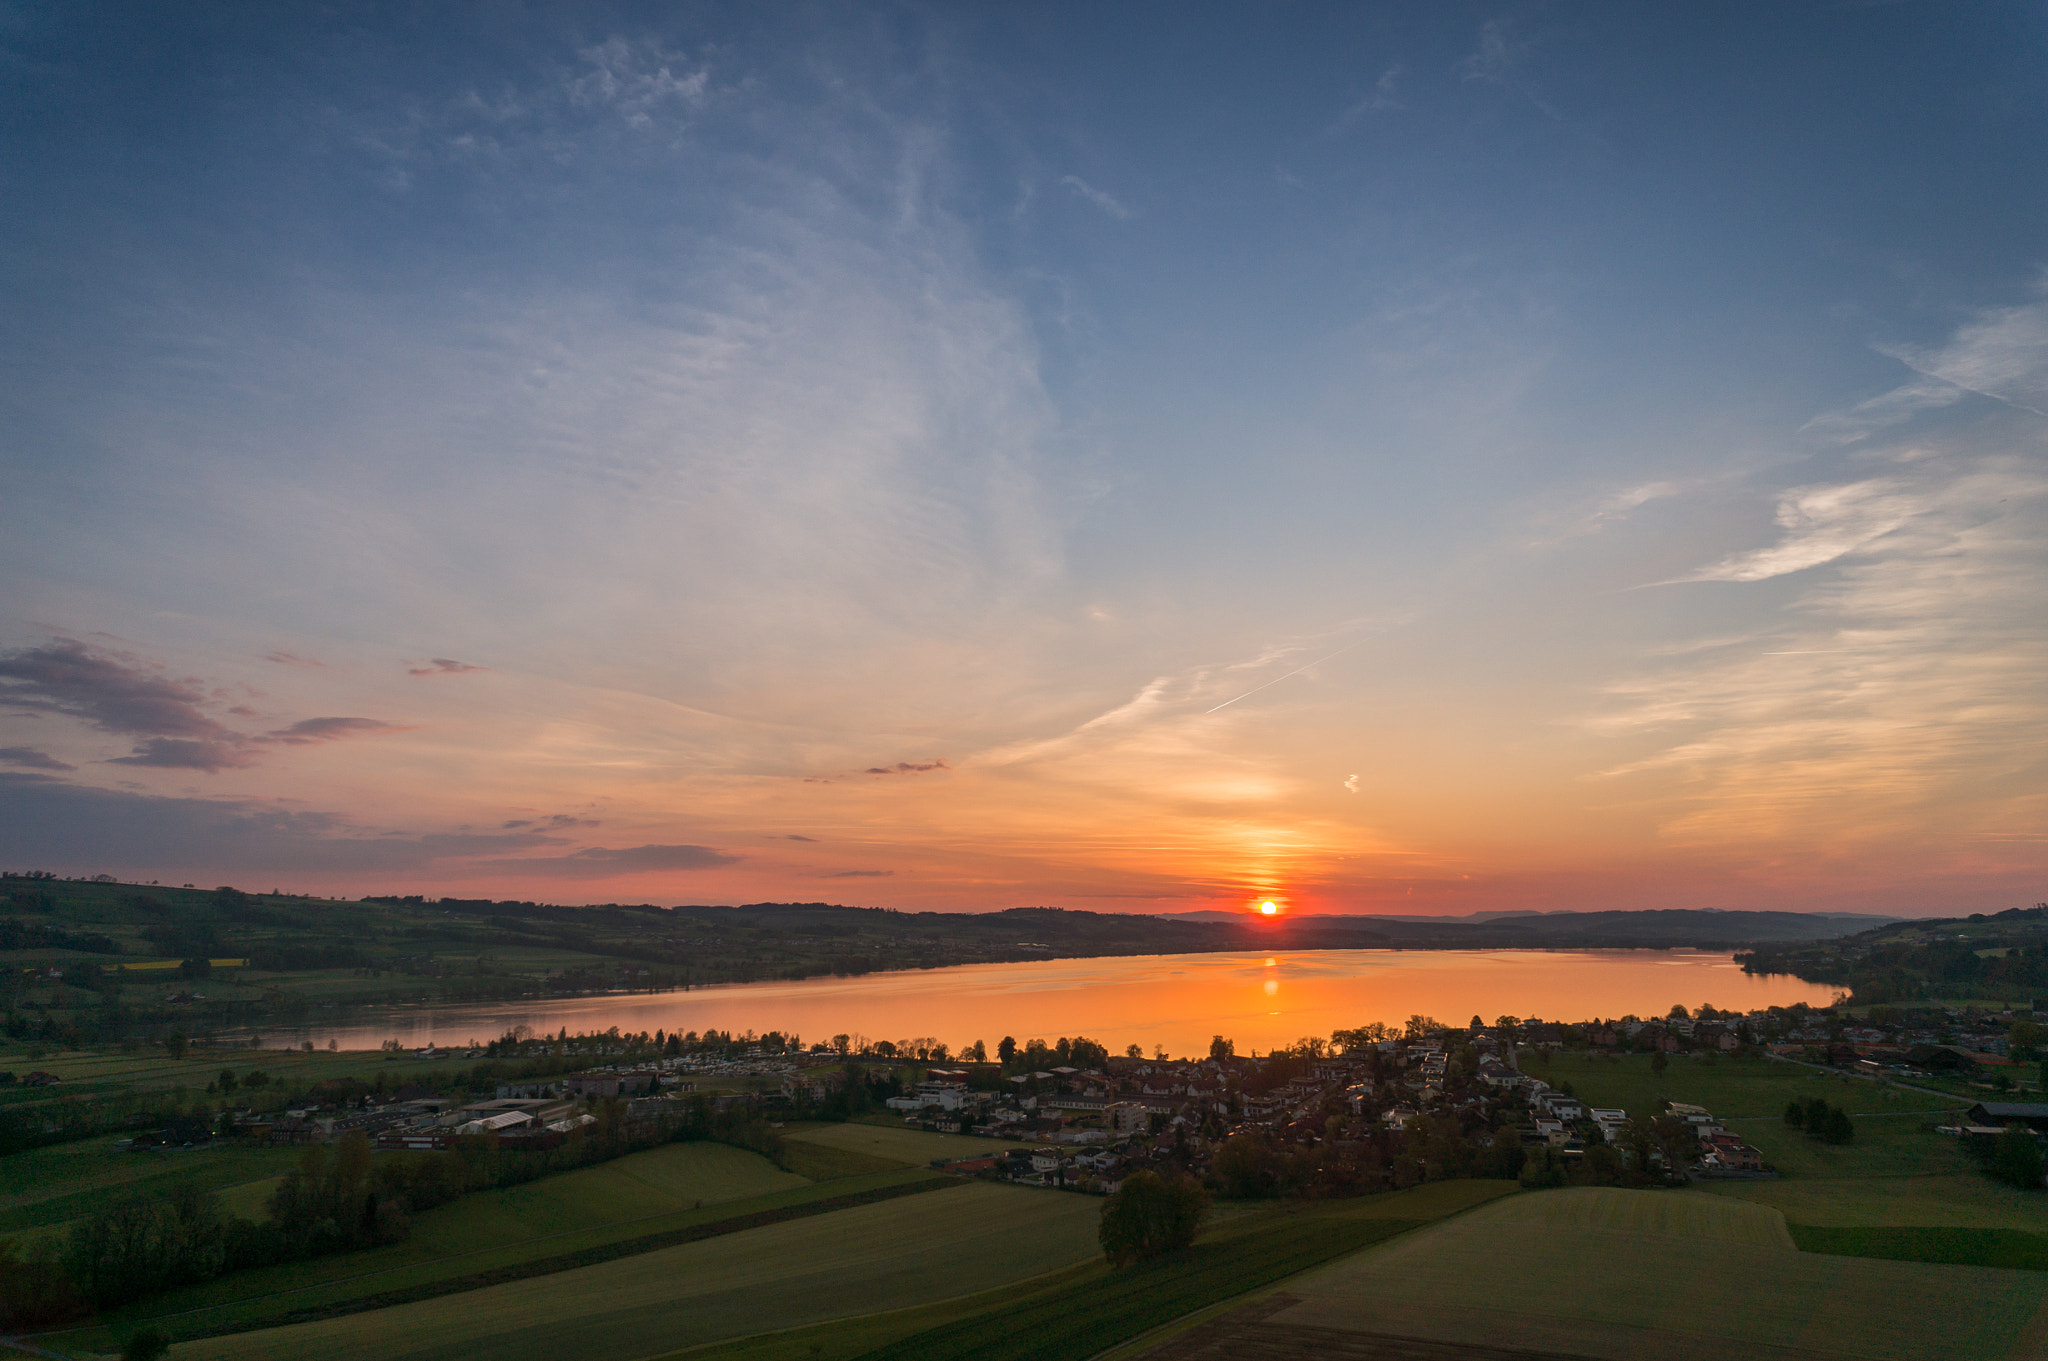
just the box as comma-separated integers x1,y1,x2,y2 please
0,1097,784,1328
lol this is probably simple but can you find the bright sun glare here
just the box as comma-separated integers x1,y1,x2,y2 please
1259,900,1278,915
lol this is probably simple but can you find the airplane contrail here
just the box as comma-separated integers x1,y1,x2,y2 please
1206,639,1370,714
1760,650,1852,655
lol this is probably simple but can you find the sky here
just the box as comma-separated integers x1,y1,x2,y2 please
1,2,2045,917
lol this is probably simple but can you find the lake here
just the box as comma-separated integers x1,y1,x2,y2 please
289,949,1838,1057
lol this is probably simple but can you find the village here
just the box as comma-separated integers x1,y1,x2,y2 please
90,996,2046,1202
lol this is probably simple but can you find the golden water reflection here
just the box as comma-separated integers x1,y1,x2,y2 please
303,949,1839,1056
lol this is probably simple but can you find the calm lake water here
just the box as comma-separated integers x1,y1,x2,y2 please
290,949,1838,1057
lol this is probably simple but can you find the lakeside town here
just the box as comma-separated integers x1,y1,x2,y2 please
65,996,2041,1196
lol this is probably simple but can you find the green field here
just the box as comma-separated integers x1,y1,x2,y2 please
777,1138,912,1182
781,1121,1007,1165
1711,1172,2048,1232
64,1141,915,1349
173,1182,1104,1361
1533,1050,1964,1120
1533,1051,2032,1231
10,1135,799,1252
1724,1108,1980,1181
0,1045,463,1099
1793,1225,2048,1272
1465,1182,1792,1245
670,1180,1518,1361
0,1140,309,1241
1273,1187,2048,1361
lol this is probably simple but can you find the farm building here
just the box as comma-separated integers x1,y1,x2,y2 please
1967,1102,2048,1132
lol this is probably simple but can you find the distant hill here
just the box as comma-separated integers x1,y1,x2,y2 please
1162,908,1906,946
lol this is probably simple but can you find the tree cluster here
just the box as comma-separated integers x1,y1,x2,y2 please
20,1097,788,1320
1097,1171,1208,1266
1989,1125,2045,1190
1783,1097,1854,1144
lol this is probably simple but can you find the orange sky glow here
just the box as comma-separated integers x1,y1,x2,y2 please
3,8,2044,917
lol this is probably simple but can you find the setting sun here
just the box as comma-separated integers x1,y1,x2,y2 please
1259,900,1279,915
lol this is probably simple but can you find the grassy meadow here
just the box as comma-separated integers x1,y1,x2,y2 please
665,1181,1518,1361
63,1143,935,1351
0,1141,307,1242
0,1042,465,1099
780,1120,1005,1165
1531,1051,2030,1225
1791,1225,2048,1272
171,1182,1105,1361
1274,1186,2048,1361
1712,1173,2048,1233
1530,1048,1966,1120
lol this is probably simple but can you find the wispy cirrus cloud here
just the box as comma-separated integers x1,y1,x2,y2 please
1458,19,1562,121
1589,334,2048,869
1797,378,1964,446
1806,288,2048,446
569,36,710,128
1061,175,1133,220
1663,479,1922,584
1882,288,2048,417
1326,65,1405,135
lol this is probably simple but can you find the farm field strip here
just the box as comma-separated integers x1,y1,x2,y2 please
841,1181,1522,1361
660,1181,1521,1361
781,1121,1009,1164
1434,1185,1792,1246
1531,1052,1967,1120
74,1164,941,1346
1792,1225,2048,1273
166,1182,1104,1361
0,1145,309,1230
1705,1173,2048,1232
1271,1188,2048,1361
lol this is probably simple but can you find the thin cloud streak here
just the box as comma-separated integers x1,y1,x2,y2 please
1206,638,1372,713
1060,175,1133,220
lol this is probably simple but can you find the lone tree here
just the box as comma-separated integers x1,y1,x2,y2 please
1098,1172,1208,1266
1993,1125,2045,1190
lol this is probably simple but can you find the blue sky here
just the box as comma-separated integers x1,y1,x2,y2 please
2,2,2044,913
